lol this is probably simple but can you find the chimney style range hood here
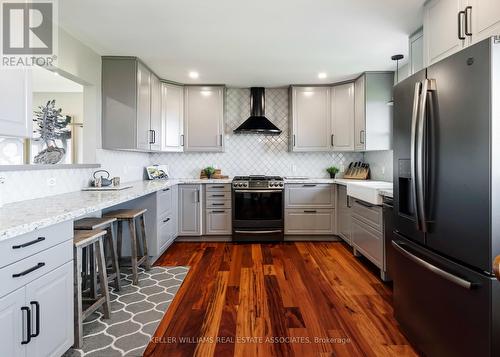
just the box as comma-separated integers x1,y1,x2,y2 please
233,87,282,135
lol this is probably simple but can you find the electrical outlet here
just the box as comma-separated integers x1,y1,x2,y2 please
47,177,56,187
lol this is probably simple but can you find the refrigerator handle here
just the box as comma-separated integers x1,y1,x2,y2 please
392,241,473,290
410,81,422,231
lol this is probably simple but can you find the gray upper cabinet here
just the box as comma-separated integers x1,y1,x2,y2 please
102,57,161,151
290,86,331,152
354,72,394,152
161,83,184,152
331,83,355,151
409,29,424,75
184,86,225,152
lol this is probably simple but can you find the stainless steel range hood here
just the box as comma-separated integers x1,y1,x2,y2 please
233,87,282,135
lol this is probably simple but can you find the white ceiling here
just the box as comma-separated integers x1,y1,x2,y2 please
59,0,424,87
32,67,84,93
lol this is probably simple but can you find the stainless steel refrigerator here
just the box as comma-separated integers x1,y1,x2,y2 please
392,36,500,357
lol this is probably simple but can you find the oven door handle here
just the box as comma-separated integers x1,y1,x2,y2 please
234,230,283,234
233,189,283,193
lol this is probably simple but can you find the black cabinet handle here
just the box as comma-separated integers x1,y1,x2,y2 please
458,10,466,40
210,194,225,197
304,210,317,213
211,186,225,189
162,188,170,192
212,210,225,213
211,203,225,206
163,218,170,223
465,6,472,36
30,301,40,338
149,130,154,144
21,306,31,345
303,184,317,187
12,262,45,278
12,237,45,250
331,134,334,147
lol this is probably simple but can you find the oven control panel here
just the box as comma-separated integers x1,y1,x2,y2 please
233,181,249,188
268,180,284,188
232,180,284,189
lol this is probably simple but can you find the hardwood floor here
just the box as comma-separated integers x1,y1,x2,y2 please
144,242,418,357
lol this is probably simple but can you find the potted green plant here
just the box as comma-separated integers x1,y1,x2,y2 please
326,166,339,179
204,166,216,179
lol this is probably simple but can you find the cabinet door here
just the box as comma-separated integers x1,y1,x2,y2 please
161,83,184,152
136,62,152,150
331,83,355,151
337,185,352,244
184,86,224,152
178,185,202,236
470,0,500,44
284,209,335,235
410,30,424,75
25,262,73,357
0,288,26,357
206,209,232,235
291,86,331,151
352,217,383,268
0,69,32,138
423,0,466,66
354,75,366,151
150,74,162,151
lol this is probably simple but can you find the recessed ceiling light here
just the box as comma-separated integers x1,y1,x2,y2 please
318,72,327,79
189,71,199,79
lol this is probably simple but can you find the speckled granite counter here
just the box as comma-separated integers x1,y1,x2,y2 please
0,179,231,241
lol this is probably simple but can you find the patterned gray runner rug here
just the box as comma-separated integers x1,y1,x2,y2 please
64,266,189,357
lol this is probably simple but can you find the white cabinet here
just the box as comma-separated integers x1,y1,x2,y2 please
25,262,73,357
410,29,424,75
354,72,394,152
178,184,203,236
161,83,184,152
150,74,162,151
0,69,32,138
184,86,224,152
469,0,500,44
136,61,152,150
206,209,232,235
290,86,331,152
331,83,355,151
0,288,25,357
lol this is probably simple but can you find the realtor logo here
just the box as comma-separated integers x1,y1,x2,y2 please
1,0,58,67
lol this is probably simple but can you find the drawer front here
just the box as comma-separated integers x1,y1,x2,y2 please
206,200,231,209
206,209,232,235
206,191,231,200
206,184,231,192
352,217,383,268
0,239,73,298
285,184,335,208
352,199,383,232
158,215,175,249
284,209,335,235
157,187,174,216
0,221,73,269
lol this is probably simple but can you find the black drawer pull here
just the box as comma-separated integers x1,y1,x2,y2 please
211,186,225,189
303,184,317,187
21,306,31,345
30,301,40,338
163,218,171,223
210,194,225,197
12,237,45,249
12,263,45,278
211,203,225,206
304,210,317,213
212,210,225,213
162,188,170,192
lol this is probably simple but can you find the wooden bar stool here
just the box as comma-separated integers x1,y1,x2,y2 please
104,209,151,285
73,229,111,349
74,217,121,291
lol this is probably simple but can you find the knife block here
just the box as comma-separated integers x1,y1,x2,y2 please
343,164,370,180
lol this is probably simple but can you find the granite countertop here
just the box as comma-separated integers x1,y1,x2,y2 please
0,178,231,241
0,177,392,241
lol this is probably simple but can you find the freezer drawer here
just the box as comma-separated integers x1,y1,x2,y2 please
352,216,383,268
392,233,499,357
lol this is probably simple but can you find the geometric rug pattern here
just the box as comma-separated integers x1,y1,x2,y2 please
63,266,189,357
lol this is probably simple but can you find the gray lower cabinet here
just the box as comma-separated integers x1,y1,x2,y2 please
156,185,178,253
285,209,335,235
284,184,336,236
204,184,231,235
336,185,352,245
351,199,385,277
178,184,202,236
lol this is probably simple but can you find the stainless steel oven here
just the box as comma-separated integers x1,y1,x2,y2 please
232,176,284,242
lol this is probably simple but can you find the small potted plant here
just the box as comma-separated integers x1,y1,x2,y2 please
326,166,339,179
204,166,216,179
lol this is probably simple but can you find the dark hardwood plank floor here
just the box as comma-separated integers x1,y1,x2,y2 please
144,242,418,357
